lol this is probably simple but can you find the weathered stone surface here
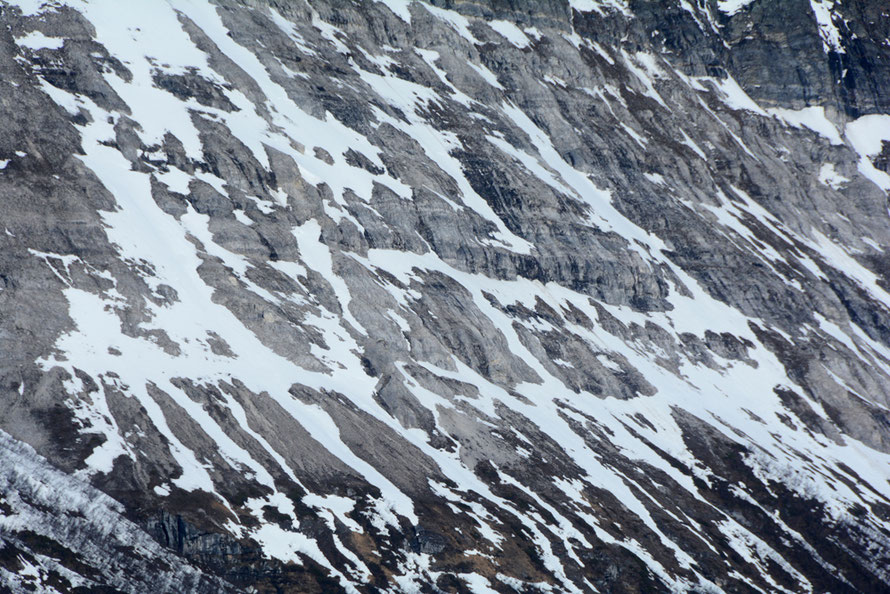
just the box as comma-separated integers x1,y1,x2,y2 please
1,0,890,592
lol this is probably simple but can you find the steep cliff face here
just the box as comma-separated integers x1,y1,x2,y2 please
1,0,890,592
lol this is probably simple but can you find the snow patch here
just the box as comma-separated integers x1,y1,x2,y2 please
568,0,631,17
376,0,413,23
621,50,668,109
420,3,478,44
811,0,844,53
15,30,64,50
468,62,504,90
845,114,890,192
818,163,848,190
488,20,530,48
716,0,756,15
705,75,767,115
679,129,706,159
769,106,843,145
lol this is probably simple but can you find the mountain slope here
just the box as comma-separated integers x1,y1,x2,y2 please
1,0,890,591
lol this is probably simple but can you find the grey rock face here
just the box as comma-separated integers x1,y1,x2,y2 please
0,430,233,593
1,0,890,591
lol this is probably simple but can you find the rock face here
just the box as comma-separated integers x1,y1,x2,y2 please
1,0,890,591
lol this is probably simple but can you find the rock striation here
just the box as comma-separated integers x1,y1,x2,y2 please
1,0,890,591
